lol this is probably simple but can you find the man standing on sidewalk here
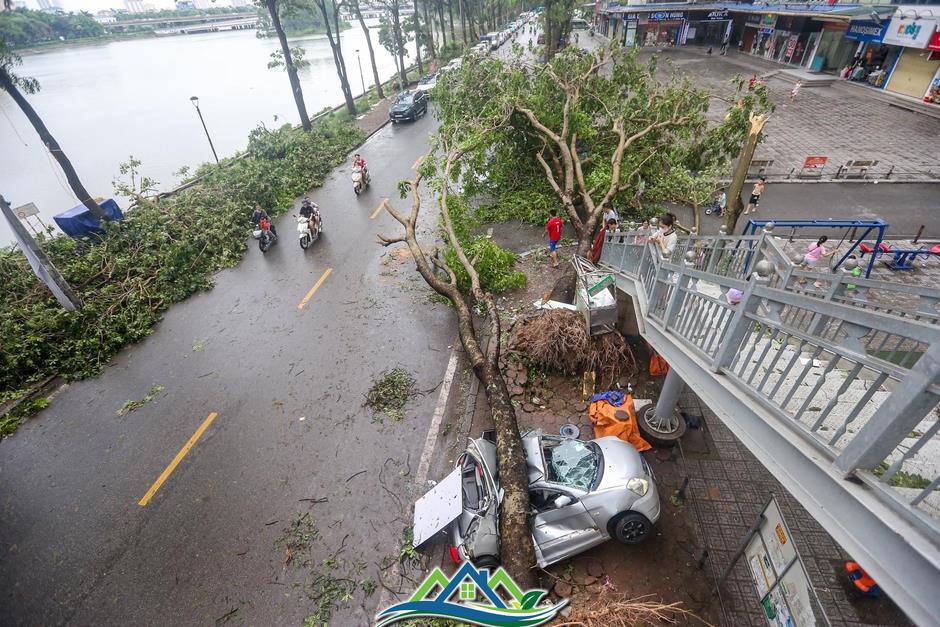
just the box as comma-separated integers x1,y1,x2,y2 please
546,212,564,268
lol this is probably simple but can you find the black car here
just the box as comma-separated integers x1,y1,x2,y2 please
389,91,428,124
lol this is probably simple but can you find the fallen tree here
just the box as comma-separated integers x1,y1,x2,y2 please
377,146,537,588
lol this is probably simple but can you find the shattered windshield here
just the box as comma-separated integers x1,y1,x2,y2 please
542,437,598,491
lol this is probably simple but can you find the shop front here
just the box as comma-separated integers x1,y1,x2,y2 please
807,21,855,72
927,32,940,105
684,9,732,47
621,12,640,47
883,16,940,100
842,18,899,88
636,10,685,47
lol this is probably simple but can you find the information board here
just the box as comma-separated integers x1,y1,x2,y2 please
743,497,823,627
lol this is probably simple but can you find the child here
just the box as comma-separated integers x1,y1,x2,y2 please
789,80,803,101
798,236,839,288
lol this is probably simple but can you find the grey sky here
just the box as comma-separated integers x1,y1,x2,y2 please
20,0,238,12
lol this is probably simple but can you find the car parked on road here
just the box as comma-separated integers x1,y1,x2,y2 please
415,73,438,96
388,90,428,123
449,430,660,568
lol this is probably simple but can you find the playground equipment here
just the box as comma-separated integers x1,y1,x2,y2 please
743,219,887,278
858,241,940,271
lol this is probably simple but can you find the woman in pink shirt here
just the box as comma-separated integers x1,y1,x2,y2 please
798,235,838,287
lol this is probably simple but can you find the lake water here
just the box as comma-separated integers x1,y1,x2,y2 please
0,26,414,243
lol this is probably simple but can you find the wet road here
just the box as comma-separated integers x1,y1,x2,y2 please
0,112,451,625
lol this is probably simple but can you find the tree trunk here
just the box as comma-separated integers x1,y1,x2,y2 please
391,6,408,87
459,0,468,44
422,0,436,59
317,0,357,115
0,69,109,222
447,0,455,45
413,0,425,74
436,0,447,48
693,201,701,234
353,0,384,99
724,113,768,233
266,0,311,130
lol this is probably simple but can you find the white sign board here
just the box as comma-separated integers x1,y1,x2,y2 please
412,468,463,547
744,497,823,627
14,202,39,219
882,17,936,48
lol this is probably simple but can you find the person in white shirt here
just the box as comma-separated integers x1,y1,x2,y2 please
651,214,677,256
602,202,619,225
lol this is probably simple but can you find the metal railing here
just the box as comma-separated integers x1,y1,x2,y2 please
599,228,940,534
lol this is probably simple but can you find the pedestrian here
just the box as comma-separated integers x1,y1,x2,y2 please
748,74,757,90
650,214,677,257
634,219,651,245
743,177,765,215
546,212,564,268
789,80,803,101
706,46,713,55
798,235,839,288
590,218,617,264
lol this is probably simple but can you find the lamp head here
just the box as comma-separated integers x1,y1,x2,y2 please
189,96,199,107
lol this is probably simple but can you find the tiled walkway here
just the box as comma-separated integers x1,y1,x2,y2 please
676,391,913,626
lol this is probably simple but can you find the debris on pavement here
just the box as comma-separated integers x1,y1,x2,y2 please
364,368,417,422
275,512,319,566
115,385,164,417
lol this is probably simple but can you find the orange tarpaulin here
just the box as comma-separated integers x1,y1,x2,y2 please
589,396,652,452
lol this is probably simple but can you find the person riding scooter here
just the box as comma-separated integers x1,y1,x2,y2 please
250,202,276,237
353,153,369,181
299,197,320,233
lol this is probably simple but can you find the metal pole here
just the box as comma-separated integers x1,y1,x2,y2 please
190,97,219,164
712,493,774,595
355,49,366,96
1,194,82,311
653,368,684,419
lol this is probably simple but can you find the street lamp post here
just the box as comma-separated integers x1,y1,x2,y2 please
189,96,219,165
355,49,366,97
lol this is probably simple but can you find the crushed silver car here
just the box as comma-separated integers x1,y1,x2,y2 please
448,431,660,568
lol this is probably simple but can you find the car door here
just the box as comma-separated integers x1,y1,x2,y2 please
418,92,428,114
529,488,605,567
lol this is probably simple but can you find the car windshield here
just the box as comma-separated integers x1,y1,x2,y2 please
396,94,414,105
542,437,598,491
419,75,434,85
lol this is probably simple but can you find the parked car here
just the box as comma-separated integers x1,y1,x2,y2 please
388,91,428,123
449,431,660,568
442,58,462,72
415,73,438,96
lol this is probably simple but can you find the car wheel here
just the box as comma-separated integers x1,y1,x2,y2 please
636,402,686,447
473,554,500,569
608,512,652,545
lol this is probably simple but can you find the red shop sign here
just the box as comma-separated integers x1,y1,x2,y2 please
803,156,828,169
928,30,940,52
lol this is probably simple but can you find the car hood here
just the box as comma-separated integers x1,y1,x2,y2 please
593,436,646,490
390,103,412,112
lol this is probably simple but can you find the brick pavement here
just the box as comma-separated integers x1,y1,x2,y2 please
676,392,914,627
650,48,940,181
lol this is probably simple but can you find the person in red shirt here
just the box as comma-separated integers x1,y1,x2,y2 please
546,213,563,267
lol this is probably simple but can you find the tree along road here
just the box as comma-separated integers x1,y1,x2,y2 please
0,112,451,625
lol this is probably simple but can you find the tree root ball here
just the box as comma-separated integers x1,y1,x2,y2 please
509,310,637,387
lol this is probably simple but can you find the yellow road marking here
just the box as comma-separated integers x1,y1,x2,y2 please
138,412,218,507
370,200,387,220
297,267,333,310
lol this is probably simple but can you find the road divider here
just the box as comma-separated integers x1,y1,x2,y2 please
370,199,388,220
297,267,333,310
138,411,218,507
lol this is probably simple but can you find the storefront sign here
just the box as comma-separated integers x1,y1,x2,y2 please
647,11,685,22
803,156,828,170
705,10,729,21
785,35,799,58
759,27,775,35
761,14,777,29
622,12,640,22
882,16,937,49
929,29,940,51
845,19,887,43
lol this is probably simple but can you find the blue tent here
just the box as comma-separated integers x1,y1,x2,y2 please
53,198,123,238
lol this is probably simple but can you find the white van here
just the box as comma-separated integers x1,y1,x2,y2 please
571,18,589,30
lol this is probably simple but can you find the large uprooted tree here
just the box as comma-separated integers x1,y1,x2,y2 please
433,43,771,294
378,139,537,587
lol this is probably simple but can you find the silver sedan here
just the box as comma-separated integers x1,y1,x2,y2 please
449,431,660,568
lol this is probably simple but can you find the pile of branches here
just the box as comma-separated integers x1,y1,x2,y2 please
509,309,637,387
554,593,712,626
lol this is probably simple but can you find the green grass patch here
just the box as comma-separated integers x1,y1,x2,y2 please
0,397,49,439
873,462,931,490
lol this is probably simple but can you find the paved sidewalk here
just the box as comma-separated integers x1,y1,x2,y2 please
651,48,940,182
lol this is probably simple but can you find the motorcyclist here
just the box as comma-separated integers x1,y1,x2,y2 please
299,197,320,233
353,153,369,185
250,202,276,237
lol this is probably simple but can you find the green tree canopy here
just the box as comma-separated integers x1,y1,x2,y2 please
0,8,105,48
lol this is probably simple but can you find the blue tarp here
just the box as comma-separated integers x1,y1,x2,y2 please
53,198,123,238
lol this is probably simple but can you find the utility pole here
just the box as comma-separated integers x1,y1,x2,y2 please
1,194,82,311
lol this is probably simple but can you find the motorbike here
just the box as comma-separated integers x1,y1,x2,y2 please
295,212,322,250
352,165,370,195
253,217,278,253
